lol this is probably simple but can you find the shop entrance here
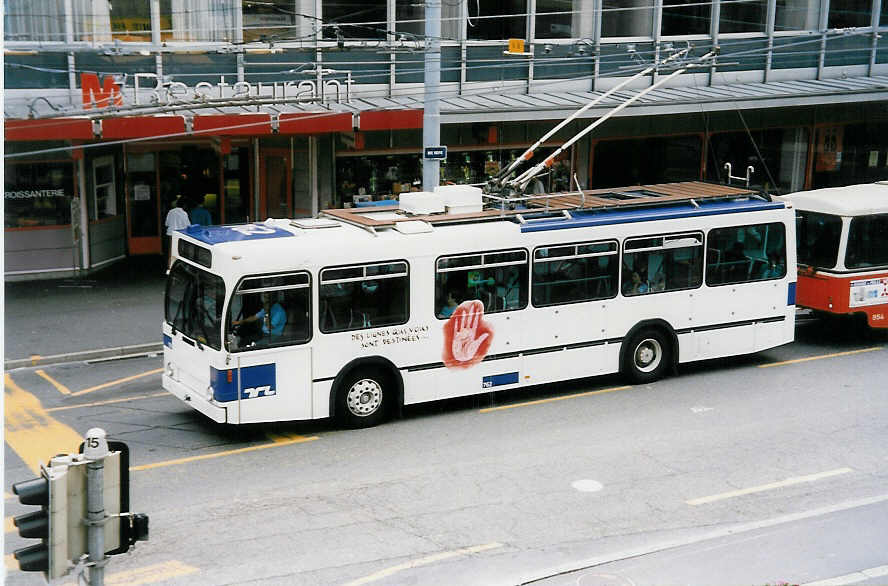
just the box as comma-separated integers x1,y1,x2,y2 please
125,151,162,254
260,148,292,220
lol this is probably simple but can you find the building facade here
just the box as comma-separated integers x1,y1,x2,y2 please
5,0,888,278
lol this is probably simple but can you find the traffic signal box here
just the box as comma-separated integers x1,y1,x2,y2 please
11,448,135,580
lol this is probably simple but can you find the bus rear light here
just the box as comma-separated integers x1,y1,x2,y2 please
227,370,233,383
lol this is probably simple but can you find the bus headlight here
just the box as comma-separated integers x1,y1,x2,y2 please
166,362,175,379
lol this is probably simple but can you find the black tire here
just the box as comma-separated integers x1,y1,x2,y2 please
335,367,391,429
623,327,671,384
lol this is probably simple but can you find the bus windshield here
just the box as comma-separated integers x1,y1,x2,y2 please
796,211,842,268
846,214,888,269
165,261,225,349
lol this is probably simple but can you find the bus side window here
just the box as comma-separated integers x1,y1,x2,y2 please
706,223,786,286
319,262,409,333
436,250,527,317
227,272,311,351
532,241,618,307
622,233,702,296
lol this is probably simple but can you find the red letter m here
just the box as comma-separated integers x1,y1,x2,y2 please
81,73,123,109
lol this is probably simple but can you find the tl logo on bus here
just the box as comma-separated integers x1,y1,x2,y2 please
243,385,275,399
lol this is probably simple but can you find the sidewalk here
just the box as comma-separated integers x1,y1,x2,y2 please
4,256,168,369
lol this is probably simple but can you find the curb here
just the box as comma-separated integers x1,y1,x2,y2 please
5,342,164,370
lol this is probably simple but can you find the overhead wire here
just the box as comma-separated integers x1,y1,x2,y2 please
3,27,879,159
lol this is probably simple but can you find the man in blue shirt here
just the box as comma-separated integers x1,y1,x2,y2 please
233,293,287,346
190,196,213,226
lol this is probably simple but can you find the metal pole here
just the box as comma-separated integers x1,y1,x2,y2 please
84,428,109,586
423,0,442,191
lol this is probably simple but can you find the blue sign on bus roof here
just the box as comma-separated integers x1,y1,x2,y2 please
182,224,295,245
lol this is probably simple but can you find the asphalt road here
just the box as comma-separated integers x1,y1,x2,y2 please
4,317,888,586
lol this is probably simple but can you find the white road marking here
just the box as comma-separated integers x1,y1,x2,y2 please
686,468,853,506
572,479,604,493
803,565,888,586
515,494,888,585
342,542,503,586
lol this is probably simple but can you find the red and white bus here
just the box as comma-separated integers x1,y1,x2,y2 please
779,182,888,328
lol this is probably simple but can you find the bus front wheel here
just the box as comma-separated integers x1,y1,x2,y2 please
336,368,391,428
623,328,671,384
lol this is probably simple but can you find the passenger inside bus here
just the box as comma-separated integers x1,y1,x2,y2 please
232,292,287,347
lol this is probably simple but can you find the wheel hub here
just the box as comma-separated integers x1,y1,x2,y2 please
347,379,382,416
634,338,662,373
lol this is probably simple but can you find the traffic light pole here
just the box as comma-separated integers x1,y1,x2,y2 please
84,428,109,586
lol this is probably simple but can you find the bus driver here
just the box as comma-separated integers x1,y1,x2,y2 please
232,292,287,346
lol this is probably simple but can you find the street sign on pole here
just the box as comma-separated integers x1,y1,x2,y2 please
423,146,447,160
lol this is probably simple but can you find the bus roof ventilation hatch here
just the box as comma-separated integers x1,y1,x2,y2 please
394,220,434,234
291,218,341,229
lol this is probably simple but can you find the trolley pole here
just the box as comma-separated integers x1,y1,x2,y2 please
85,428,109,586
422,0,442,191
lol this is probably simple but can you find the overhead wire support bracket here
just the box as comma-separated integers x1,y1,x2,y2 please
487,45,693,192
504,49,718,195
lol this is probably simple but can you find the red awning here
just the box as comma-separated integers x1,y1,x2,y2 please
192,114,272,136
101,116,186,139
279,112,353,134
5,119,95,141
359,109,423,131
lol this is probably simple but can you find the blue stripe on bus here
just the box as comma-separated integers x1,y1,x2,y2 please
211,364,277,402
520,200,786,233
482,372,519,389
183,224,294,245
163,334,172,348
788,282,796,305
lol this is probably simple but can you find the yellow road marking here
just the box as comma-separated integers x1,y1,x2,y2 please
55,560,199,585
6,516,15,533
759,346,883,368
46,392,169,413
480,385,632,413
6,553,17,572
4,373,84,474
686,467,853,506
343,542,503,586
131,433,319,471
71,368,164,397
35,369,72,395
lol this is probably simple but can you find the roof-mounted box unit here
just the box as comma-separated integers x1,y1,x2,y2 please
399,192,446,215
436,185,484,214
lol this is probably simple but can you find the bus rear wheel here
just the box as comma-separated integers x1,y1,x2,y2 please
336,368,391,428
623,328,671,384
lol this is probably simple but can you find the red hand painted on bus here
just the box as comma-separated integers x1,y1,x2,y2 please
443,300,493,369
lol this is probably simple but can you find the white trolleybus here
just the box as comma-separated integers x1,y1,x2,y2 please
778,182,888,329
163,181,797,427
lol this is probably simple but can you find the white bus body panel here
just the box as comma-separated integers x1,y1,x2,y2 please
235,346,312,424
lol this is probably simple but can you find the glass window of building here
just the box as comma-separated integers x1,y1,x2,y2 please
602,0,654,38
126,152,157,236
707,129,810,194
105,0,165,42
4,158,74,228
661,0,710,36
775,0,821,31
593,135,701,188
467,0,527,40
720,0,766,33
536,0,575,39
241,0,304,43
170,0,238,42
224,147,251,224
828,0,872,28
323,1,387,40
396,0,424,38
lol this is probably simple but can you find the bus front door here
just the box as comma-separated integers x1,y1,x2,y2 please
234,347,312,424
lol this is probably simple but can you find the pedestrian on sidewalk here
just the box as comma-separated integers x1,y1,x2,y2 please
164,195,190,268
190,195,213,226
